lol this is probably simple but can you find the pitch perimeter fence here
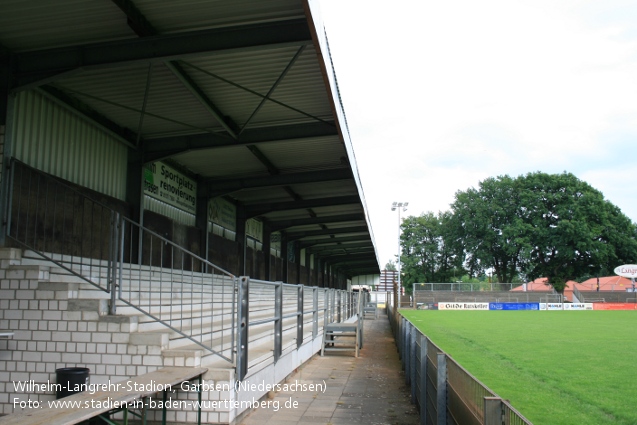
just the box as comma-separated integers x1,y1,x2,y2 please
387,294,533,425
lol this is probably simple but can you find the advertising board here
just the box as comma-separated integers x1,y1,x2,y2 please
540,303,564,311
593,303,637,310
438,302,489,310
144,161,196,214
489,303,540,311
208,197,236,231
563,303,593,310
613,264,637,278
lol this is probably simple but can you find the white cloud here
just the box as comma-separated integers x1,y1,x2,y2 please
320,0,637,265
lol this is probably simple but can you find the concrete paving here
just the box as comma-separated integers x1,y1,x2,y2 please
239,314,419,425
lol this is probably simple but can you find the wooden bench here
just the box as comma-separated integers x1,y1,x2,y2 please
0,366,208,425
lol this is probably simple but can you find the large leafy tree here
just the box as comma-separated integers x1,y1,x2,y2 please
400,211,463,291
449,175,527,284
449,172,637,292
517,172,637,291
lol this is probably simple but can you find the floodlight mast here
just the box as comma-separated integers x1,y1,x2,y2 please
391,201,408,300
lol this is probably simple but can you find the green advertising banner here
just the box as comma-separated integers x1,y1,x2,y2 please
144,162,196,214
208,197,236,231
246,218,263,242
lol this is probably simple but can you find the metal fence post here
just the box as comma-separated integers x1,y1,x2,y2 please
274,281,283,362
324,289,329,328
410,325,417,404
297,285,304,349
108,211,120,315
437,353,447,425
236,276,249,381
330,289,335,324
337,290,342,322
484,397,505,425
419,334,427,425
405,321,411,384
400,317,406,363
312,287,318,339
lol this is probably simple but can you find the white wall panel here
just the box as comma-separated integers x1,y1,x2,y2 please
12,90,127,200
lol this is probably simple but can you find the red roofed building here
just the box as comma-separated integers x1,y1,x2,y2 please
575,276,635,292
510,277,578,301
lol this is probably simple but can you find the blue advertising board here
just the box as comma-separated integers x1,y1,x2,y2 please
489,303,540,311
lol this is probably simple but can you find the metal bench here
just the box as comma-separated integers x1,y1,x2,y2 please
363,302,378,319
320,315,362,357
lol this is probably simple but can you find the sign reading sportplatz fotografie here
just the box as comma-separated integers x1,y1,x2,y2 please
144,162,196,214
614,264,637,278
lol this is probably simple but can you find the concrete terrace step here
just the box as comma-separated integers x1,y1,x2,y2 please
14,248,337,379
22,250,235,280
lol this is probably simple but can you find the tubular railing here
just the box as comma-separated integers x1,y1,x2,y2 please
394,313,534,425
414,283,521,291
572,285,584,303
6,159,237,362
117,216,236,362
6,159,361,379
413,290,564,305
236,277,359,381
7,159,119,293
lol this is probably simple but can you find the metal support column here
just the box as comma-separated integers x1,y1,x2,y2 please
297,284,304,348
312,287,318,339
236,276,249,381
274,281,283,361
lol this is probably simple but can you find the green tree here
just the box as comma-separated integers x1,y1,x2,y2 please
449,175,526,284
400,211,463,291
384,260,397,271
517,172,637,292
450,172,637,292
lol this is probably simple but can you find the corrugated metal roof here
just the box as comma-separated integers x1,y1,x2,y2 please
0,0,379,277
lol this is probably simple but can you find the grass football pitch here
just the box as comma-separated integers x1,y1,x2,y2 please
400,310,637,425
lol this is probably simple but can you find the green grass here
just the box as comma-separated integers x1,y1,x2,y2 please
401,310,637,425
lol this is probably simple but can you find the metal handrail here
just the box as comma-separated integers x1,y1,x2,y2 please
235,277,359,380
6,159,237,363
6,159,362,378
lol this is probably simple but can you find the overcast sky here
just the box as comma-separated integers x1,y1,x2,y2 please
318,0,637,268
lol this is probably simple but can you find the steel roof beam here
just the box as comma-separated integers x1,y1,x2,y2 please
240,46,306,134
11,19,312,90
314,249,376,259
307,242,374,253
113,0,240,138
322,256,376,264
166,61,240,138
141,121,337,162
299,235,372,248
340,267,380,276
285,226,369,241
244,195,359,217
205,168,352,197
268,213,364,231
